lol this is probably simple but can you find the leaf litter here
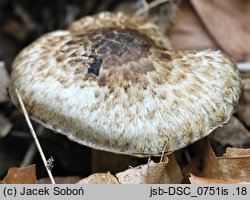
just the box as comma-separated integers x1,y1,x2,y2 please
1,0,250,184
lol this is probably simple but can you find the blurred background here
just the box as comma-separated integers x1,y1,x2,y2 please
0,0,250,183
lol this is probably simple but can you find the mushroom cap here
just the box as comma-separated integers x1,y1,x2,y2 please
9,12,241,157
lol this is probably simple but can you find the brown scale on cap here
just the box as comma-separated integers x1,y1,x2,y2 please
54,27,169,89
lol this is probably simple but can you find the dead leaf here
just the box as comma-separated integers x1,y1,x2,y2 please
116,155,182,184
37,176,81,184
0,62,10,103
77,172,118,184
209,116,250,146
162,154,183,183
168,1,217,51
79,155,183,184
189,174,248,184
1,165,36,184
202,142,250,182
0,114,12,138
224,148,250,157
116,161,164,184
191,0,250,61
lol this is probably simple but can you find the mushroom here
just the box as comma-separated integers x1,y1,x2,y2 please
9,12,241,159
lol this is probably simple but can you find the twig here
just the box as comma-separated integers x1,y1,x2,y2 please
160,142,168,162
237,62,250,72
15,89,55,184
184,149,191,163
20,142,36,167
147,156,151,164
135,0,170,16
13,2,39,31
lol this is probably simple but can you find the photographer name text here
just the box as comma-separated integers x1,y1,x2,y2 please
2,186,84,197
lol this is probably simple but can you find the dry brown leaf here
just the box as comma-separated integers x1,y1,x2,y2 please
116,161,164,184
37,176,81,184
0,114,12,138
189,174,248,184
237,78,250,126
191,0,250,61
224,148,250,157
209,116,250,146
0,62,10,103
116,155,182,184
1,165,36,184
168,1,217,51
162,154,183,183
202,142,250,182
77,172,118,184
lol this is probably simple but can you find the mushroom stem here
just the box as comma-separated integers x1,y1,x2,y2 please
15,89,55,184
91,149,142,174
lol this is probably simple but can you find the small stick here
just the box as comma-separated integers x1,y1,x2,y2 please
237,62,250,72
20,142,36,167
136,0,170,16
15,89,55,184
160,142,168,162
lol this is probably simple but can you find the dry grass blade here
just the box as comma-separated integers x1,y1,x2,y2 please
0,114,12,138
15,89,55,184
